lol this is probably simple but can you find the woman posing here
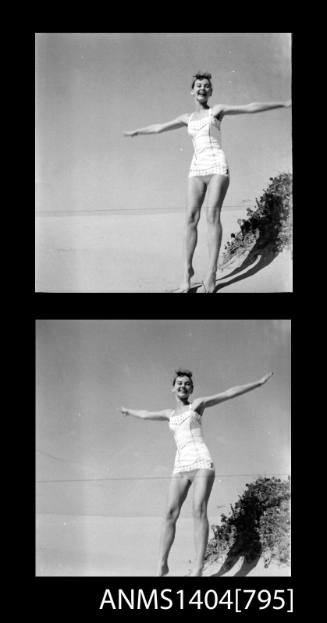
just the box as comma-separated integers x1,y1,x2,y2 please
120,368,273,575
124,72,291,292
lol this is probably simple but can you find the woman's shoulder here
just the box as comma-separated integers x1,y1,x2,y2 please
211,104,225,119
190,398,205,416
181,112,193,123
172,402,203,416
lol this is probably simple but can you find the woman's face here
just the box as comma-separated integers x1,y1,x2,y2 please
191,78,212,103
173,375,193,399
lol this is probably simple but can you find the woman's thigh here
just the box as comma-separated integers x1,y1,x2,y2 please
192,469,215,511
206,174,230,213
187,176,207,212
166,474,191,514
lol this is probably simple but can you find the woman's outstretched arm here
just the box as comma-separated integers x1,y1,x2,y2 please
213,101,291,118
123,113,189,137
119,407,171,421
193,372,273,412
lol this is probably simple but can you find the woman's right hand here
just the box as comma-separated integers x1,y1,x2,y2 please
120,407,130,416
259,372,273,385
123,130,138,137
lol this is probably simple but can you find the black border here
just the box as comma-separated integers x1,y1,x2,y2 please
34,294,294,320
33,316,296,617
33,25,300,618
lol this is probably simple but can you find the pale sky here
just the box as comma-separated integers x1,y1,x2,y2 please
35,33,292,214
36,320,291,519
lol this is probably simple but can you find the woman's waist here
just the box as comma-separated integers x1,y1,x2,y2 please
193,144,225,156
175,437,209,451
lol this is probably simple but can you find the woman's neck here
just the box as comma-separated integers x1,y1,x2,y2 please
194,102,210,112
175,397,192,409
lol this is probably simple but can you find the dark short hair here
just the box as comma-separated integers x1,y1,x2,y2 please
172,368,194,389
191,71,213,90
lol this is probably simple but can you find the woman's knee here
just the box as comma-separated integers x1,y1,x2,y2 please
186,208,200,228
165,506,180,523
193,503,208,520
206,206,221,226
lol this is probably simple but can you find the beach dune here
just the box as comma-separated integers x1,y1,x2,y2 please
36,513,290,577
35,209,292,293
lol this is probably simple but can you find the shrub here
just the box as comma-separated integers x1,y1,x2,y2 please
206,476,291,568
221,173,292,265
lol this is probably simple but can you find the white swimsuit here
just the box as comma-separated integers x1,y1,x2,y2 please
187,108,229,178
169,407,215,474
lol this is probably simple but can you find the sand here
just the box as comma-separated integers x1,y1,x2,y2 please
36,514,198,576
36,513,290,577
35,209,292,293
203,557,290,577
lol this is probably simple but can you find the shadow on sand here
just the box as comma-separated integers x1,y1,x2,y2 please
168,240,281,294
207,535,262,577
213,239,280,293
206,477,269,577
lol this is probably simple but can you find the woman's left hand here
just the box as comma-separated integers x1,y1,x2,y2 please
123,130,138,137
259,372,273,385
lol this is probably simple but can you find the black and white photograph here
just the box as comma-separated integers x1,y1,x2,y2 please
36,319,291,577
35,33,292,293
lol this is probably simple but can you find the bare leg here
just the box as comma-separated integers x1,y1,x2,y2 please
178,177,206,291
191,469,215,576
157,474,191,575
204,174,230,292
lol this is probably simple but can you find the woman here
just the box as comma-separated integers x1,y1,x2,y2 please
124,72,291,292
120,368,273,576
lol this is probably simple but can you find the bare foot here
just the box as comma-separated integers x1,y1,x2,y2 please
190,566,203,576
176,268,195,293
157,562,169,576
203,273,217,293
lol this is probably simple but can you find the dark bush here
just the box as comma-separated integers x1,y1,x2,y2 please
222,173,292,265
205,476,291,568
